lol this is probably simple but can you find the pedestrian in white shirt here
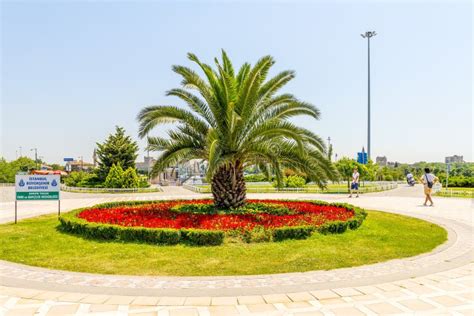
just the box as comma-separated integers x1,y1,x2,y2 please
349,167,360,198
420,167,438,206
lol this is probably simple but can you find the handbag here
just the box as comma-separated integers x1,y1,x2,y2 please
425,174,433,189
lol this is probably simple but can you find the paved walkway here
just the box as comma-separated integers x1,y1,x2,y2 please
0,185,473,315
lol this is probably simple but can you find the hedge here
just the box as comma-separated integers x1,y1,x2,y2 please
272,226,314,241
59,208,223,246
58,199,367,246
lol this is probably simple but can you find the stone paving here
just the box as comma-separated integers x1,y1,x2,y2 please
0,185,473,315
1,264,473,315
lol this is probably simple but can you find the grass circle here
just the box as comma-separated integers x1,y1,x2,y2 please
0,210,446,276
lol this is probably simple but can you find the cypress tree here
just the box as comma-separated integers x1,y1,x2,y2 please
96,126,138,180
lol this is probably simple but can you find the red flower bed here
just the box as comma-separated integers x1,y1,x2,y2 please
78,200,355,231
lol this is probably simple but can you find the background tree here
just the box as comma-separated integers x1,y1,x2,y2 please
49,163,64,171
334,157,368,187
96,126,138,180
327,144,333,161
138,51,337,209
0,157,37,182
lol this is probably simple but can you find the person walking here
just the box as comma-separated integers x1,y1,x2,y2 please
420,167,438,206
349,167,360,198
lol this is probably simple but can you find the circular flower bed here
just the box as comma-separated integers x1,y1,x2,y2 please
59,199,367,246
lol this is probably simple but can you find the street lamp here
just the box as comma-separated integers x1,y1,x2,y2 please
30,148,38,170
361,31,377,161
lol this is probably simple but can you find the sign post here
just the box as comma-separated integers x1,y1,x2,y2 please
64,158,74,173
446,163,451,191
15,174,61,223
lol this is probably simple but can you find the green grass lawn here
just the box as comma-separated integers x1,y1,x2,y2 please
0,210,446,276
434,187,474,199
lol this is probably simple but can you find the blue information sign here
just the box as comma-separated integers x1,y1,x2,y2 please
63,157,74,162
357,152,368,164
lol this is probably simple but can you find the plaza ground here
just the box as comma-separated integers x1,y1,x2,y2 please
0,184,472,315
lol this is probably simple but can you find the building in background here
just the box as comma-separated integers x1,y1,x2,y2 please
387,161,399,168
67,160,95,172
445,155,464,164
154,159,208,186
135,156,157,174
376,156,388,166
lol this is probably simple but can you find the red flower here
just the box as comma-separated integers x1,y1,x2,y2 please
78,200,355,231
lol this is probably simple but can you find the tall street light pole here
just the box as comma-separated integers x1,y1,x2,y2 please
30,148,38,170
361,31,377,161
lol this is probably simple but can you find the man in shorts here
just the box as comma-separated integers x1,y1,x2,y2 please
349,167,360,198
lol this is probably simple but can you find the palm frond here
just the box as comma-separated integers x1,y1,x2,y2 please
137,105,208,138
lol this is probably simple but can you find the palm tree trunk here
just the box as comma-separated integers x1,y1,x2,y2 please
211,161,246,209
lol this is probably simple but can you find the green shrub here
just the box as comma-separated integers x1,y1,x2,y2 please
104,163,125,188
170,202,293,215
437,175,474,188
272,226,314,241
285,175,307,188
318,221,348,234
59,210,182,245
244,174,268,182
103,164,141,188
181,229,224,246
122,167,140,188
138,176,150,188
249,226,273,243
63,171,100,187
244,203,292,215
273,175,306,188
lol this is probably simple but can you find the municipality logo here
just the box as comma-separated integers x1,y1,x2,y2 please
51,179,58,187
19,179,25,187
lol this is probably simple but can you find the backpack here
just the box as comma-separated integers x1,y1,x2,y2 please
425,174,433,189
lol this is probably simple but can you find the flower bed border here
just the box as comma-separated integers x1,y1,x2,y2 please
58,199,367,246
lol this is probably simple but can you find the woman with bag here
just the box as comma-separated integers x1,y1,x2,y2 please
420,168,438,207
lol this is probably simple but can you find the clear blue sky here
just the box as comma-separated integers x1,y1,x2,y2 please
1,0,472,164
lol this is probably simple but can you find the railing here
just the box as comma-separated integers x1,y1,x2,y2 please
435,188,474,198
183,184,208,193
60,184,162,194
183,182,398,194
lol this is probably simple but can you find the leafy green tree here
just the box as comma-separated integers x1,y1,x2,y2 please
335,157,368,187
0,157,37,183
96,126,139,180
49,164,64,171
0,158,9,183
364,160,379,181
138,51,336,209
122,167,140,188
327,144,333,161
104,163,125,188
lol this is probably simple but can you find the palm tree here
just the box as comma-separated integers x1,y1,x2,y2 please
138,51,337,209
